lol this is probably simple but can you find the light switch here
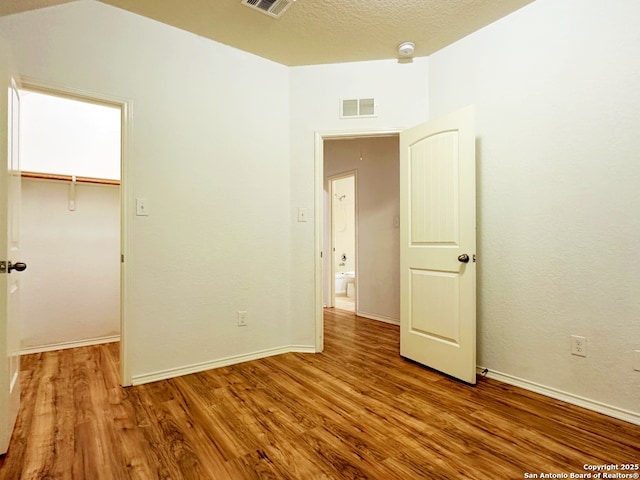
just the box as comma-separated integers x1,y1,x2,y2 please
136,198,149,216
298,207,308,222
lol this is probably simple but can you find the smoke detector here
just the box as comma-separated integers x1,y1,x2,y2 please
242,0,296,18
397,41,415,58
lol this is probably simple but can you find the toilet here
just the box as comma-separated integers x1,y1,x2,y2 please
335,271,356,297
344,272,356,298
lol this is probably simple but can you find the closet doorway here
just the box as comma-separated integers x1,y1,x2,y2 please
18,87,122,355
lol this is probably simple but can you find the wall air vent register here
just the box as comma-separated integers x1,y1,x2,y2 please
241,0,295,18
340,98,377,118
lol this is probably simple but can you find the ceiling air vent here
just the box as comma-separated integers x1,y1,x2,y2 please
340,98,376,118
242,0,295,18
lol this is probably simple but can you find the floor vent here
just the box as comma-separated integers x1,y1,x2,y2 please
340,98,376,118
241,0,295,18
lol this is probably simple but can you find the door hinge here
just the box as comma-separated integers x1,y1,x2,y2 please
121,254,124,263
473,254,476,263
0,261,5,273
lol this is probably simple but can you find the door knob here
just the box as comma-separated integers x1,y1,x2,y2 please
457,254,470,263
8,261,27,273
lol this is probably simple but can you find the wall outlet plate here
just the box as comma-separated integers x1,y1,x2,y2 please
571,335,587,357
237,310,247,327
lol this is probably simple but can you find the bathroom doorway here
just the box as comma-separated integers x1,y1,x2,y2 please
330,173,356,312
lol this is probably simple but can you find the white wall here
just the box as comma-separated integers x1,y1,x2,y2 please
20,179,120,351
324,136,400,322
289,58,429,345
429,0,640,415
0,0,291,382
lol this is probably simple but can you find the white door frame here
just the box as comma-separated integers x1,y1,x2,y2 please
20,77,133,386
314,128,404,352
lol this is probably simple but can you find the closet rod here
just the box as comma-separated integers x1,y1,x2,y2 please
21,171,120,186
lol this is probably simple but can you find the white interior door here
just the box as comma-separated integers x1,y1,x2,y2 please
0,44,22,455
400,106,476,384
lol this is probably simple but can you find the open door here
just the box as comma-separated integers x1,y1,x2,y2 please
0,43,23,455
400,106,476,384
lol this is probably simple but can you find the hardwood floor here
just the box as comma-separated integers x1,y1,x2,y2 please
333,295,355,312
1,309,638,479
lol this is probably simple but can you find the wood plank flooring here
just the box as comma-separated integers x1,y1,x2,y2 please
1,308,638,479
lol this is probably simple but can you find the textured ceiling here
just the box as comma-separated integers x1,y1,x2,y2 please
0,0,75,16
0,0,535,66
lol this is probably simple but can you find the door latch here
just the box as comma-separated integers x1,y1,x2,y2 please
0,261,27,274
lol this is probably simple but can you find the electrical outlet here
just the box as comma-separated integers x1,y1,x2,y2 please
571,335,587,357
237,310,247,327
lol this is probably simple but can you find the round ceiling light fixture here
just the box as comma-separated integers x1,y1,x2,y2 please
397,41,415,58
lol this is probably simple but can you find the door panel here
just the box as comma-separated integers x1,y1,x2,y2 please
0,43,21,455
410,130,459,245
400,106,476,384
410,270,460,343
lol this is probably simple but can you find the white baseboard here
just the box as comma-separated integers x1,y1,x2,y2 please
20,335,120,355
288,345,317,354
132,344,316,386
477,366,640,426
356,311,400,326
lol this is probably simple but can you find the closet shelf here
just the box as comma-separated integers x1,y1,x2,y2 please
21,171,120,186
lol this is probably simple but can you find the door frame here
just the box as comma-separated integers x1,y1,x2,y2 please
314,128,404,352
20,77,133,386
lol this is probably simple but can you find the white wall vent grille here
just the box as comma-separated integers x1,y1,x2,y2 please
340,98,376,118
241,0,295,18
